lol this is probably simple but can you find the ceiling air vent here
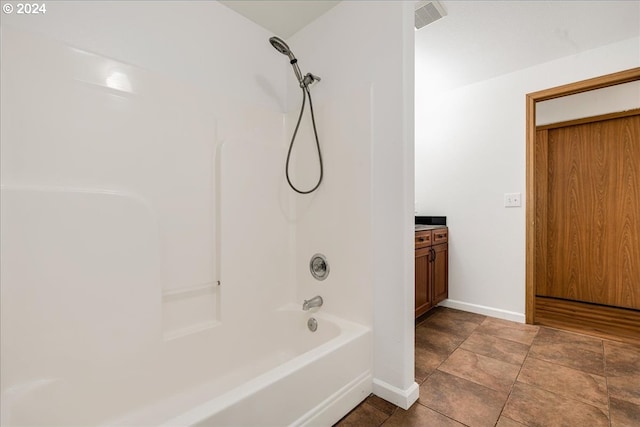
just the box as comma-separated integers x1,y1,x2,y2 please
415,1,447,30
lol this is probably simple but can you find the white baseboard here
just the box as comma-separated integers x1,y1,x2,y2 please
438,299,525,323
372,378,419,410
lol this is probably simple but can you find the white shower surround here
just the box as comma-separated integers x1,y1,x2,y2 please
1,0,416,424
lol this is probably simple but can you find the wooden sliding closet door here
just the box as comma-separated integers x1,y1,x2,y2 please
535,112,640,311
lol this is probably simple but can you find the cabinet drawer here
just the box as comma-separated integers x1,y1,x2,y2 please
415,230,432,248
433,228,448,244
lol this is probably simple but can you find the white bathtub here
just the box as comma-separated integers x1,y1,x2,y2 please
2,308,372,426
166,310,372,427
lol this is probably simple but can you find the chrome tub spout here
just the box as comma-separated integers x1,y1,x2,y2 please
302,295,323,311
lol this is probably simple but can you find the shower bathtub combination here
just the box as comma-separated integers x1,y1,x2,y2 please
1,182,372,425
1,304,371,425
0,5,377,425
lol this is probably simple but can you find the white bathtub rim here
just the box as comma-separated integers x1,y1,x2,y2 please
163,310,370,426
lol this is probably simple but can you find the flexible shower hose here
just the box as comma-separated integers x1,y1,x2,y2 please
285,86,323,194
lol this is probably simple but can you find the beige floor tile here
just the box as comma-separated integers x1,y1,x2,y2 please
610,396,640,427
435,307,486,324
382,403,463,427
365,394,397,416
529,329,604,375
415,325,465,357
502,382,609,427
415,346,448,383
605,340,640,377
495,417,526,427
334,400,389,427
535,327,604,353
474,317,539,345
461,331,530,365
608,375,640,406
421,309,483,339
418,370,505,427
438,348,520,395
517,356,608,410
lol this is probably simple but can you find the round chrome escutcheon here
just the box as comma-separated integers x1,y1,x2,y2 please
307,317,318,332
309,253,329,281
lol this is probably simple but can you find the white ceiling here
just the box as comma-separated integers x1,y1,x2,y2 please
416,1,640,91
221,1,640,90
219,1,340,38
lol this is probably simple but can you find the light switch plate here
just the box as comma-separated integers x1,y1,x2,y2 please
504,192,521,207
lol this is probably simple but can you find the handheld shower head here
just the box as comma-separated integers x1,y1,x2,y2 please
269,36,324,194
268,36,305,86
269,36,292,57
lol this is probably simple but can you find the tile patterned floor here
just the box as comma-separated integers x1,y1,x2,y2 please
335,307,640,427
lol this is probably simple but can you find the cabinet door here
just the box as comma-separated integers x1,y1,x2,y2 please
432,243,448,305
415,247,432,317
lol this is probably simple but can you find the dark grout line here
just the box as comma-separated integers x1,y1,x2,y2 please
493,328,540,426
603,338,613,427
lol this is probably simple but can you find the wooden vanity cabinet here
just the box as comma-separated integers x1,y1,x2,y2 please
415,227,448,318
415,245,433,317
432,241,448,304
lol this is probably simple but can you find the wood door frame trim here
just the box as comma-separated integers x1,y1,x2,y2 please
525,67,640,324
536,108,640,131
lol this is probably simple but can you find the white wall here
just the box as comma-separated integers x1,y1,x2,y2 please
415,36,640,321
289,1,417,408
